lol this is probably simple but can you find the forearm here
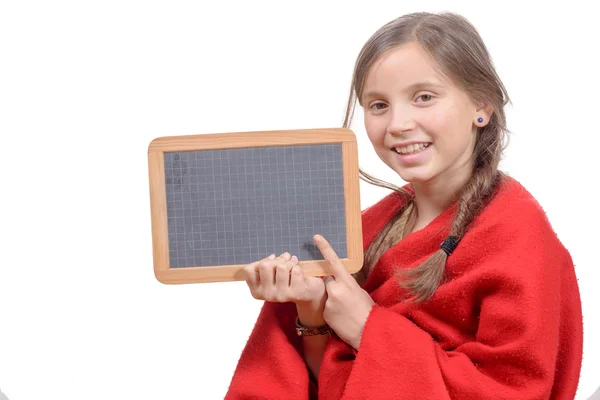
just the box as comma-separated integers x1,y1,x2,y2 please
303,334,329,379
226,302,312,399
319,304,561,400
297,302,329,380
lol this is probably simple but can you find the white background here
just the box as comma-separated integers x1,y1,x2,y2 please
1,1,598,399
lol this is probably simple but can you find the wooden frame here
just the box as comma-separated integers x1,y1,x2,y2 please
148,127,363,284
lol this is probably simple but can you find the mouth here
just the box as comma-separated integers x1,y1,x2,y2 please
392,142,431,155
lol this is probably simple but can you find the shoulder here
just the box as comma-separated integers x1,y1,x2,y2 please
455,175,573,277
474,175,561,243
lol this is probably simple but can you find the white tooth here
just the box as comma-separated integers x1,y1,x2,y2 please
395,144,431,154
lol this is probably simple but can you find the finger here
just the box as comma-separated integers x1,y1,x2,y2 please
261,252,291,271
265,252,290,262
244,253,276,284
257,253,290,279
258,261,274,286
275,261,293,290
290,264,305,288
313,234,350,283
247,253,277,269
323,275,335,287
242,264,259,287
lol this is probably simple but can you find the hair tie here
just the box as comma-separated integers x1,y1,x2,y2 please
440,236,459,256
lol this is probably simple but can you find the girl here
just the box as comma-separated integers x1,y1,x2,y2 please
226,11,583,400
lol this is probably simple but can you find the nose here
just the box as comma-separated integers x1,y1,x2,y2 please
387,107,416,135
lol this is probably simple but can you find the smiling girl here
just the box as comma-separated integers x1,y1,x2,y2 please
226,11,583,400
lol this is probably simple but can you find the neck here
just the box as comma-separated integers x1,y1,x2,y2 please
409,167,472,233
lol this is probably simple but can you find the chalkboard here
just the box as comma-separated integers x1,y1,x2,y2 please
148,128,363,284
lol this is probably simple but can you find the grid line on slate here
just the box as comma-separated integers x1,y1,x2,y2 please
163,144,347,268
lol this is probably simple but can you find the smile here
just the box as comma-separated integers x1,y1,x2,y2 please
393,143,431,155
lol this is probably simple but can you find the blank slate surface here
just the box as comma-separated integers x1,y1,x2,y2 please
164,144,347,268
148,128,363,284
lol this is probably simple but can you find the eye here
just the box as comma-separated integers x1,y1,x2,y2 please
415,94,434,103
369,102,388,111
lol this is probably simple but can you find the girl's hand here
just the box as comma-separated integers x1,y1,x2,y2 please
313,235,375,350
242,252,327,313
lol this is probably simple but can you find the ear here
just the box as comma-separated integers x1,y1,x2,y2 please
474,102,494,127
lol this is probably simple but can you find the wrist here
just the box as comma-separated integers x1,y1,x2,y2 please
296,301,326,328
295,317,332,337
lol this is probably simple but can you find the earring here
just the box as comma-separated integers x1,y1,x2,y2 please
477,117,483,123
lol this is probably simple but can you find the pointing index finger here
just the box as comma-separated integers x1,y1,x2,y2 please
313,235,350,282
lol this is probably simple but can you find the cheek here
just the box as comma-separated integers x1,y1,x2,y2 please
364,117,385,145
422,106,453,134
425,105,471,146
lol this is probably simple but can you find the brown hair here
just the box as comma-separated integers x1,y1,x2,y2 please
345,12,511,302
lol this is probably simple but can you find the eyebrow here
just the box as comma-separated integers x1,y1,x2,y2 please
362,80,444,102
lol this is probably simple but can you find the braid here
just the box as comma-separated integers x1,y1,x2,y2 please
355,198,413,287
398,133,504,302
451,167,503,239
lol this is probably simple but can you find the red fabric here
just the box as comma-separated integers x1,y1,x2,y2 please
225,177,583,399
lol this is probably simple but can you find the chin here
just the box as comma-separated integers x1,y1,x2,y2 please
396,169,433,184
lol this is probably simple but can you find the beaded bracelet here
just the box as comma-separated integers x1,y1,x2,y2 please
295,317,332,337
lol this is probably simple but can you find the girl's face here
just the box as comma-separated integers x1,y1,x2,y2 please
361,42,488,187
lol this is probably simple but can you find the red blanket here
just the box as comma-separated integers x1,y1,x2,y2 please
225,177,583,399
